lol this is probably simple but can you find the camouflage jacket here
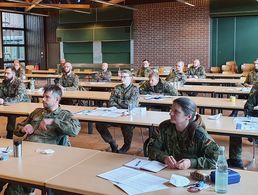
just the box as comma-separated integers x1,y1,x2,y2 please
139,78,178,96
244,90,258,117
245,70,258,85
109,83,139,109
57,72,79,91
0,78,30,103
15,107,81,144
187,66,206,79
95,70,112,82
148,119,219,169
166,70,187,84
136,66,152,77
14,68,25,79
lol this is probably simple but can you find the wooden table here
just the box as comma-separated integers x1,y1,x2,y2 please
31,70,57,74
112,76,148,82
0,139,99,193
27,90,249,114
185,78,245,86
206,73,243,79
45,151,258,195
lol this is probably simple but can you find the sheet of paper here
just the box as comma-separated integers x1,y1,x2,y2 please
97,167,142,183
113,173,168,195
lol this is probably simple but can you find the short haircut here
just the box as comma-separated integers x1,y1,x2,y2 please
121,69,132,77
142,59,149,62
43,85,63,101
148,70,159,79
5,66,15,72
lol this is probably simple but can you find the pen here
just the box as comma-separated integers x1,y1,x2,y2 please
135,160,141,166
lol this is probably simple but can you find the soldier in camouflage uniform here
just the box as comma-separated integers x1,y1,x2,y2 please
54,62,79,105
166,61,187,85
3,85,81,195
13,59,25,79
96,70,139,153
136,59,152,77
228,88,258,169
0,66,30,139
139,71,178,96
55,62,79,91
57,58,66,74
187,59,206,79
95,62,112,82
244,59,258,85
147,97,219,169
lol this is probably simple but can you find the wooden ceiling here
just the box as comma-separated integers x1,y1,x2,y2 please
0,0,178,15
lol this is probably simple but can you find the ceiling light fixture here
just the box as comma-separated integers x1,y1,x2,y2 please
176,0,195,7
90,0,137,11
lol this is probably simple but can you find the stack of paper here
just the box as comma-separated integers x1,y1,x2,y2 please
98,167,168,195
73,107,127,118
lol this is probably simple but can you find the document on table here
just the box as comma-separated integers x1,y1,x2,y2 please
98,167,168,195
124,158,167,173
144,94,172,100
234,117,258,131
73,107,127,118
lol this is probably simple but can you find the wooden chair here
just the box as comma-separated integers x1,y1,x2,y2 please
25,65,34,74
210,67,221,73
241,63,255,76
226,61,238,73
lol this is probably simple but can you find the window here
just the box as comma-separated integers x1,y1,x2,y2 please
1,12,25,67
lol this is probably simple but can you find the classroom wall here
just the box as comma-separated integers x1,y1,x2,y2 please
133,0,210,68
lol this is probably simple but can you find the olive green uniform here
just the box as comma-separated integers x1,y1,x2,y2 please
147,119,219,169
14,67,25,79
229,88,258,163
95,70,112,82
55,72,79,105
96,83,139,151
139,78,178,96
136,66,152,77
244,70,258,85
55,72,79,91
166,70,187,84
4,106,81,195
187,66,206,79
0,78,30,139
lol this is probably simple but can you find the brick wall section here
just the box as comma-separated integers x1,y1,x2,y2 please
133,0,210,69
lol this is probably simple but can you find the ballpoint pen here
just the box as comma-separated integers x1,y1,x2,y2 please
135,160,141,166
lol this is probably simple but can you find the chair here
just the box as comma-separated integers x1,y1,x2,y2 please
25,65,35,74
241,63,255,76
226,61,238,73
210,67,221,73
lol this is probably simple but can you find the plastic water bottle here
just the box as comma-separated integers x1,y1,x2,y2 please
215,146,228,194
30,78,35,90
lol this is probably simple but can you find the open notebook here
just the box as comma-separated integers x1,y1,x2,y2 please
124,158,167,173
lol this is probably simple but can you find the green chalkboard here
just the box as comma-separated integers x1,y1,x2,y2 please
63,42,93,63
102,41,130,64
211,15,258,69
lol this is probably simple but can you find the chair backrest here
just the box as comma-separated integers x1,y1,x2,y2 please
210,67,221,73
26,65,35,70
226,61,238,73
241,63,255,76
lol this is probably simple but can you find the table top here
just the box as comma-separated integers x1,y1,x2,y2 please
185,78,245,85
27,90,248,110
205,73,243,79
0,102,257,137
0,79,30,84
46,151,258,195
25,74,61,79
0,139,99,186
31,70,57,74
